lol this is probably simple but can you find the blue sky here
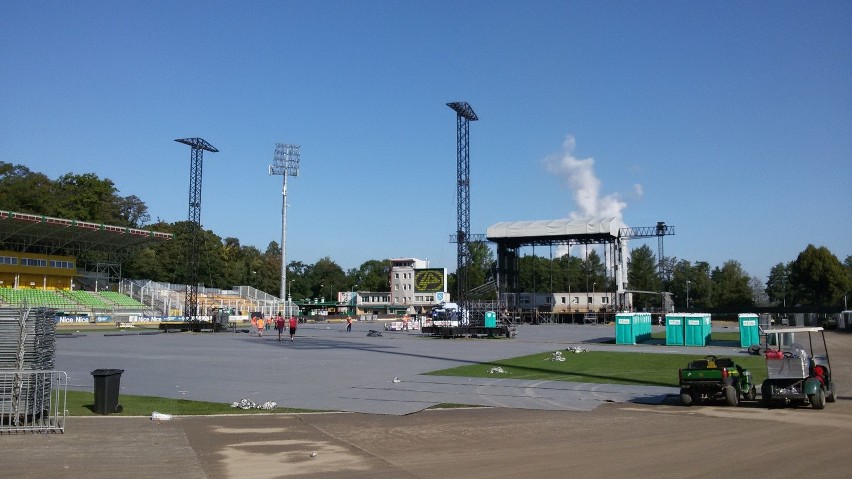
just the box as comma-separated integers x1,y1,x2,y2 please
2,1,850,281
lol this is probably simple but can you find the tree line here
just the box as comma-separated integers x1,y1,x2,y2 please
1,162,850,308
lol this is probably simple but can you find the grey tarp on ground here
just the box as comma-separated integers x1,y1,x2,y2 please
55,323,747,415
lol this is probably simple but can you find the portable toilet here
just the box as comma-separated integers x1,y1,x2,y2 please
615,313,636,344
665,314,684,346
684,314,706,346
484,311,497,328
640,312,652,342
703,314,713,344
738,313,760,347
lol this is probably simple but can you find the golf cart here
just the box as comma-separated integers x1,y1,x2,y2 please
761,327,836,410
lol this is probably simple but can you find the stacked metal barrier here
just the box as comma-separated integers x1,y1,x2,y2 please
0,307,65,433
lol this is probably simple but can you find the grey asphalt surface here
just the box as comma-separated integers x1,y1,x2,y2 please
5,324,851,479
55,322,752,414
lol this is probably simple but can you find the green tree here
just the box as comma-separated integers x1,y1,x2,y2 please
307,257,346,301
711,260,753,309
790,245,849,306
765,262,792,307
467,242,495,299
582,249,607,292
351,259,391,292
0,162,58,214
552,254,584,293
627,244,660,310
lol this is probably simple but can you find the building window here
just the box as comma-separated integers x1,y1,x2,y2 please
561,297,566,304
22,258,47,267
587,296,593,304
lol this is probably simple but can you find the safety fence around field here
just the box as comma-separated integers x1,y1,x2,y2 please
0,369,67,434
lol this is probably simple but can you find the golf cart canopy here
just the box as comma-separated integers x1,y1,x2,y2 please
763,327,824,334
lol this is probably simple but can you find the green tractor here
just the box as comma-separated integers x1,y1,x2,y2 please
679,355,756,407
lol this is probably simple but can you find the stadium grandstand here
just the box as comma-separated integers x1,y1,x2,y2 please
0,210,287,324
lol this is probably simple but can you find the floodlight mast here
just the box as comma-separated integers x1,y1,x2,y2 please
175,137,218,322
269,143,301,316
447,102,477,321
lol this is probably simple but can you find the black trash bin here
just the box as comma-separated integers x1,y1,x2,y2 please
91,368,124,414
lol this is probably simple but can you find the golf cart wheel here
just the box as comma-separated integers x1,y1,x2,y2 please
723,386,739,407
743,385,757,401
809,388,826,410
761,383,773,408
826,384,836,403
680,389,693,407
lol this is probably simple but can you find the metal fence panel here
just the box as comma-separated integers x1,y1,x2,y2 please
0,370,67,434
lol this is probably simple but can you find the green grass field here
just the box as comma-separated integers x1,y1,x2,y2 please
426,350,767,388
64,390,321,416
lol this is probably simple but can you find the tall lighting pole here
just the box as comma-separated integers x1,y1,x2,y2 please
686,280,691,310
269,143,301,316
447,101,478,322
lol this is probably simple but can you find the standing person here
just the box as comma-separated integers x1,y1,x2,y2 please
256,317,265,337
289,315,297,342
275,314,285,341
346,316,352,333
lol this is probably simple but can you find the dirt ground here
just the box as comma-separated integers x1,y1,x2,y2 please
4,331,851,478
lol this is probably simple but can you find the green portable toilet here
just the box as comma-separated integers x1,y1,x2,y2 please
615,313,634,344
738,313,760,347
484,311,497,328
644,312,653,341
665,314,684,346
684,314,706,346
703,314,712,344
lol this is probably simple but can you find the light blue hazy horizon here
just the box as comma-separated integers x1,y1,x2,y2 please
1,1,850,281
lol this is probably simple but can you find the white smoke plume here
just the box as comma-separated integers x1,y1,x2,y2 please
544,135,639,257
544,135,628,223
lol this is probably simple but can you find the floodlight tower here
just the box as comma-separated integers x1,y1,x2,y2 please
175,137,218,322
269,143,301,315
447,101,478,319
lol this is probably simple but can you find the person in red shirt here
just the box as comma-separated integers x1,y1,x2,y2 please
275,314,285,342
289,316,298,342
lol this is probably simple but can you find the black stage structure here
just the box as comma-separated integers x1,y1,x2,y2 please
487,218,674,324
175,138,218,323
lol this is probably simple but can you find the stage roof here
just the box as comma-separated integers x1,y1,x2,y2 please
0,210,172,260
486,217,621,246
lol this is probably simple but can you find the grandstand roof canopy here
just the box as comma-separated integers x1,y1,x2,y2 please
0,210,172,259
486,217,621,246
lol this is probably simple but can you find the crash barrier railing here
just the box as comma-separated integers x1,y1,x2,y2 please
0,369,67,434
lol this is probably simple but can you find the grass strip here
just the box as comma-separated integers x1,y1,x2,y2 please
64,390,323,416
426,350,767,388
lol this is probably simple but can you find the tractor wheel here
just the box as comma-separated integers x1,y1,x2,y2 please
680,389,693,407
809,388,826,410
723,386,739,407
743,385,757,401
826,383,837,403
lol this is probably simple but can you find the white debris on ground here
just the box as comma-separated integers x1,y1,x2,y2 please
392,377,401,383
566,346,589,353
230,398,278,410
546,351,566,362
488,366,508,374
151,411,172,421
